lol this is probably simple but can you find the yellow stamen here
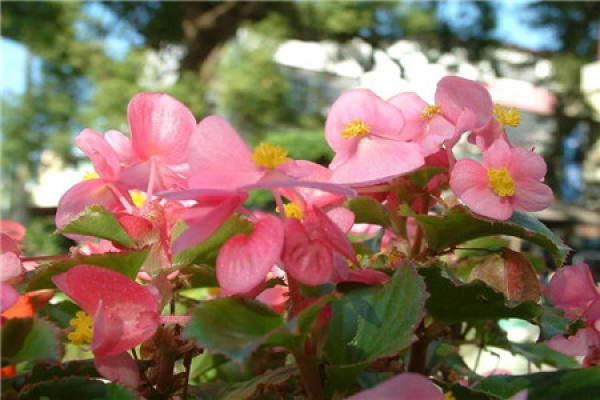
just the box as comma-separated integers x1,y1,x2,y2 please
68,311,94,346
444,392,457,400
342,120,370,139
82,171,99,181
494,104,521,127
131,191,146,208
284,203,303,220
488,167,515,197
251,142,291,169
420,104,442,120
347,254,363,266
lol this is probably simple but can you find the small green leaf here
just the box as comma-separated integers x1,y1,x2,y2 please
510,343,579,369
27,247,150,291
1,318,61,363
420,266,541,323
474,368,600,400
324,265,427,367
345,197,390,228
177,264,218,288
173,215,253,267
222,365,298,400
60,205,136,247
18,377,138,400
407,206,570,266
538,305,573,341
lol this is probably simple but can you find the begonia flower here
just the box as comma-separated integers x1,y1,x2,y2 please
347,372,445,400
325,89,424,185
52,265,160,387
450,139,553,220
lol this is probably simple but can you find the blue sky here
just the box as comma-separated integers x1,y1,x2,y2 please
1,1,556,96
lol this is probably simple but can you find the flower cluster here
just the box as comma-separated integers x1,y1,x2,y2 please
2,76,570,398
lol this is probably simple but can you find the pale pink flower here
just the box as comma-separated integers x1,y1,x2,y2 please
450,139,553,220
325,89,424,185
347,372,445,400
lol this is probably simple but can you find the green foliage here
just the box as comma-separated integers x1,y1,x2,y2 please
324,265,426,367
420,266,541,323
1,318,61,363
17,377,138,400
60,205,136,247
474,368,600,400
27,247,150,290
345,196,391,228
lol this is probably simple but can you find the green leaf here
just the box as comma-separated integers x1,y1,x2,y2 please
509,343,579,369
435,380,500,400
27,247,150,291
473,368,600,400
324,265,427,367
409,166,445,188
18,377,138,400
60,205,136,247
420,266,541,323
183,297,329,364
538,304,573,341
44,300,80,329
345,196,390,228
407,206,570,266
177,264,218,288
173,215,253,267
1,318,61,363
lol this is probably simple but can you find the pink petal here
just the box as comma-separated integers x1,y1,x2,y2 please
350,223,381,240
127,92,196,163
55,179,124,231
173,194,246,253
304,206,357,264
482,139,511,169
510,179,553,212
435,76,493,129
243,173,356,198
387,92,429,141
217,215,284,296
52,265,159,356
0,252,23,284
347,372,444,400
0,282,19,313
0,233,21,257
507,147,547,182
545,328,599,357
344,268,390,285
278,161,345,209
0,220,26,242
94,352,140,388
105,130,139,165
461,185,514,220
329,138,424,185
325,89,405,158
469,119,508,151
75,129,121,181
118,159,188,192
256,285,288,313
282,218,334,286
326,206,355,234
549,263,599,312
449,159,488,196
187,115,262,190
508,390,528,400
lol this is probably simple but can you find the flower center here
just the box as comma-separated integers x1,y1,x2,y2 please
278,203,303,220
488,167,515,197
68,311,94,346
82,171,99,181
494,104,521,127
251,142,291,169
342,120,370,139
420,104,441,120
130,190,146,208
444,392,457,400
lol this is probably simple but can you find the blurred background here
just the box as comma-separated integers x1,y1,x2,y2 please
2,1,600,261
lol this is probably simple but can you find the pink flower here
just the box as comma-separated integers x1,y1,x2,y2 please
325,89,424,185
449,139,553,220
52,265,160,387
0,220,26,242
347,373,445,400
1,233,25,313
